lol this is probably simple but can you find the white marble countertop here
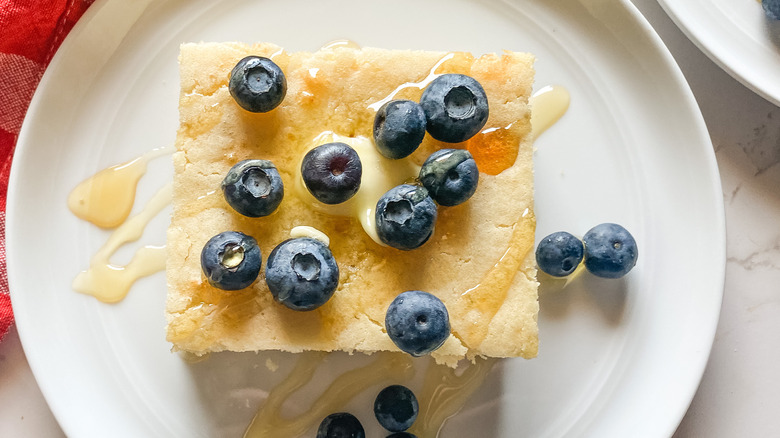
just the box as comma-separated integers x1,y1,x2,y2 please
2,0,778,436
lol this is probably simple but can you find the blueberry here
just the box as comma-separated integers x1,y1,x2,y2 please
764,0,780,20
228,56,286,113
535,231,584,277
385,290,450,356
375,184,437,251
386,434,417,438
302,142,363,204
317,412,365,438
374,385,419,432
200,231,262,290
583,223,638,279
420,74,488,143
419,149,479,206
265,237,339,311
373,100,427,159
221,160,283,217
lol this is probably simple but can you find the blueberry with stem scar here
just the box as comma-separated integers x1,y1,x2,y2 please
229,56,286,112
200,231,262,290
222,159,284,217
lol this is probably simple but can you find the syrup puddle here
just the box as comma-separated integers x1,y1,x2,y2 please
72,183,171,303
530,85,570,139
243,353,494,438
67,146,173,228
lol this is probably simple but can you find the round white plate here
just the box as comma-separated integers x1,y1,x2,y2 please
8,0,725,436
658,0,780,106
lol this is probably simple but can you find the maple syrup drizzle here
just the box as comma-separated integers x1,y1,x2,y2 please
367,53,456,111
67,146,173,228
410,358,497,437
450,208,536,348
321,39,361,50
243,352,413,437
71,183,171,303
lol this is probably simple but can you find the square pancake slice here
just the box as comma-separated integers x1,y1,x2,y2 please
166,42,538,366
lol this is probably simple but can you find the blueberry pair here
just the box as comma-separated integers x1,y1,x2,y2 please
201,233,339,311
373,74,489,160
535,223,638,279
317,385,420,438
375,149,478,251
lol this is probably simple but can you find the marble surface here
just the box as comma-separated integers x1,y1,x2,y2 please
2,0,779,436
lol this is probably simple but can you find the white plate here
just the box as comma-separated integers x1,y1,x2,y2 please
8,0,725,436
658,0,780,106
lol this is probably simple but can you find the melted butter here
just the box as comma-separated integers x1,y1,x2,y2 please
67,146,173,228
367,53,456,111
289,225,330,246
530,85,570,139
72,183,171,303
243,352,413,438
294,132,419,245
410,358,497,437
449,208,536,348
321,39,361,50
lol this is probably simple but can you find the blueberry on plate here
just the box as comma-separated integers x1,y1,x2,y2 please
302,142,362,204
583,223,638,279
385,290,450,356
373,100,427,159
764,0,780,20
317,412,365,438
265,237,339,311
229,56,286,113
375,184,437,251
200,231,262,290
420,74,488,143
374,385,419,432
386,433,417,438
535,231,584,277
419,148,479,206
221,159,284,217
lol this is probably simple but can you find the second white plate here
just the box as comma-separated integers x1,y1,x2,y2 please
659,0,780,106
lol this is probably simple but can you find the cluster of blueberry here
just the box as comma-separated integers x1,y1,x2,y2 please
208,55,494,356
535,223,638,279
765,0,780,20
317,384,420,438
371,74,488,250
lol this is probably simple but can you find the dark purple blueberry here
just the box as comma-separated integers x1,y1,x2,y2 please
536,231,584,277
419,148,479,206
385,291,450,356
228,56,286,112
386,433,417,438
200,231,261,290
420,74,488,143
375,184,437,251
317,412,365,438
583,223,638,279
302,142,362,204
221,159,283,217
265,237,339,311
373,100,427,159
374,385,419,432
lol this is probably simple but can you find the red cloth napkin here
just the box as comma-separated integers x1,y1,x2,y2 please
0,0,95,340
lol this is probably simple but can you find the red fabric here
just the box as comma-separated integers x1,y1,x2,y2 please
0,0,95,340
